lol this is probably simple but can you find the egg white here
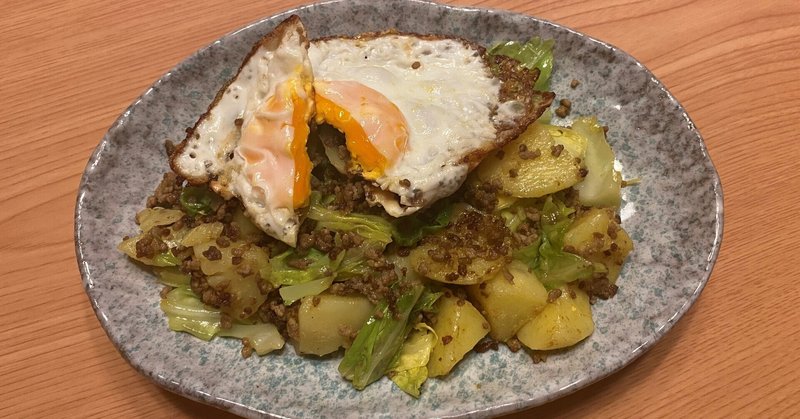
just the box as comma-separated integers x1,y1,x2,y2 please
309,35,519,216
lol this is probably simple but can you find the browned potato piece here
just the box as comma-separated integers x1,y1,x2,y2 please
408,211,512,285
563,207,633,283
194,242,270,321
466,261,548,342
296,294,375,356
474,123,585,198
516,285,594,350
206,271,266,321
428,293,490,377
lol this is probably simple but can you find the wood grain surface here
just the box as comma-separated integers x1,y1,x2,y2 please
2,0,799,417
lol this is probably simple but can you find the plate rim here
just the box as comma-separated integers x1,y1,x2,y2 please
74,0,724,417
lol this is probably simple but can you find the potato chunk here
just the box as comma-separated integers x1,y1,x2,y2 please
563,208,633,283
466,262,548,342
428,293,490,377
516,285,594,350
474,123,585,198
409,211,512,285
296,294,374,356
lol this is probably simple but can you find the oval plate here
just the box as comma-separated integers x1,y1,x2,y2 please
75,0,723,417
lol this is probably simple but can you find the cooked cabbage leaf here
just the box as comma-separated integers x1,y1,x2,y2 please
180,185,223,216
338,282,424,390
514,197,594,288
160,287,221,340
307,195,393,245
489,37,554,91
266,249,339,287
572,117,622,208
391,204,453,247
388,324,437,397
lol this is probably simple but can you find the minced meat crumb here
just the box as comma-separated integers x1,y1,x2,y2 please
146,172,183,208
506,338,522,352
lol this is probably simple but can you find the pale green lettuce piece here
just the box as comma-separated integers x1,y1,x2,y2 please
279,277,335,305
160,287,221,340
572,117,622,208
388,324,437,397
489,37,555,91
218,323,284,355
307,196,393,245
338,282,424,390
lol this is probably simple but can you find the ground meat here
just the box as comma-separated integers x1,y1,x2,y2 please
474,338,500,353
256,292,299,340
551,144,564,157
506,338,522,352
578,277,619,301
529,351,548,364
328,267,398,306
338,324,359,345
296,227,336,254
135,233,168,259
547,288,563,303
202,245,222,261
241,339,254,358
190,272,232,308
519,146,541,160
461,180,501,213
146,172,184,208
570,79,580,88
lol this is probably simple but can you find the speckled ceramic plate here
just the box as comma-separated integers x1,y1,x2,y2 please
75,0,723,417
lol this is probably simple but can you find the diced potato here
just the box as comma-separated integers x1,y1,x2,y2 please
428,293,490,377
193,241,234,276
206,271,266,321
563,208,633,283
516,285,594,350
466,262,548,342
296,294,375,356
474,123,585,198
408,211,511,285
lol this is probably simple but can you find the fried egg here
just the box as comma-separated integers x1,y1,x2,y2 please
171,16,314,246
308,34,546,216
171,16,552,246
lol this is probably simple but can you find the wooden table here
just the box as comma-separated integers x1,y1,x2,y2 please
3,0,798,417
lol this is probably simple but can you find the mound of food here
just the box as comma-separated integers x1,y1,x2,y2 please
120,15,633,396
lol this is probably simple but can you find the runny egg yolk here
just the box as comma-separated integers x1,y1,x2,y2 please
238,78,312,209
314,80,408,179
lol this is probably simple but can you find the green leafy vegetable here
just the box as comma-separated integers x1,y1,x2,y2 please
117,236,180,267
338,282,424,390
514,197,594,288
307,195,394,245
413,288,443,313
266,248,339,287
152,251,180,267
388,324,437,397
391,204,453,247
279,277,335,305
180,186,223,216
153,267,191,287
489,37,555,91
136,207,184,233
160,287,284,354
572,117,622,208
160,287,221,340
218,323,284,355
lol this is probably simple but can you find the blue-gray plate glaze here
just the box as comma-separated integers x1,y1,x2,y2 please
75,0,723,417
